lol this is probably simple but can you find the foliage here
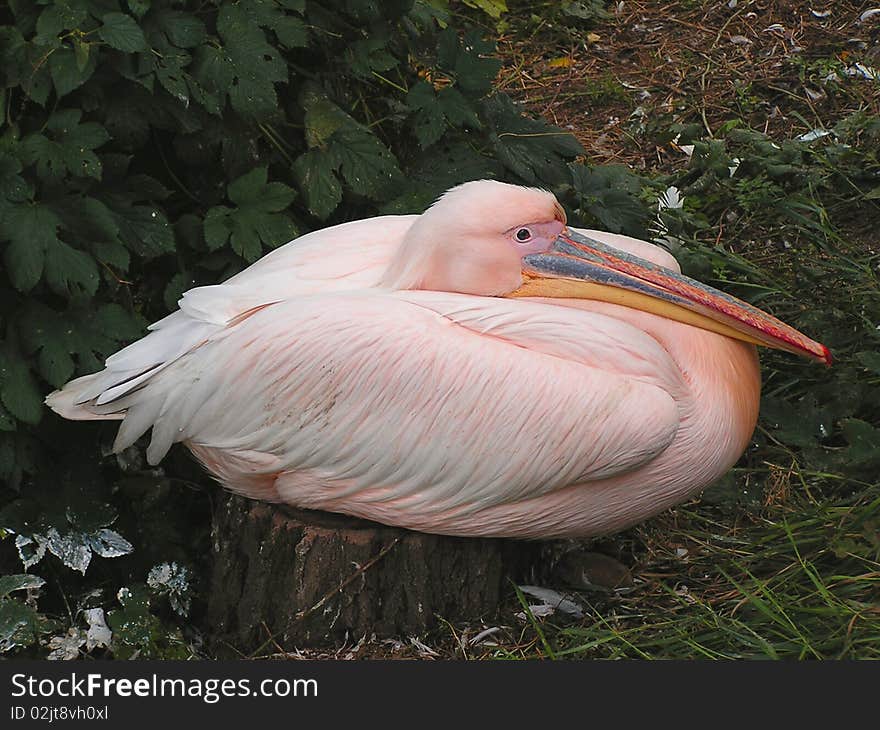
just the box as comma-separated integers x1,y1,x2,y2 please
0,0,650,657
490,114,880,660
661,114,880,478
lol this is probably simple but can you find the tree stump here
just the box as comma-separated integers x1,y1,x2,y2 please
207,494,548,654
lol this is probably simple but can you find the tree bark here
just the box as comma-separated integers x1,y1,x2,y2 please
206,494,547,654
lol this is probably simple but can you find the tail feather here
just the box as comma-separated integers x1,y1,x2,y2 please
45,271,300,457
44,373,126,421
46,309,222,424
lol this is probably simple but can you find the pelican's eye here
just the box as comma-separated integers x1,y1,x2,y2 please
505,220,563,255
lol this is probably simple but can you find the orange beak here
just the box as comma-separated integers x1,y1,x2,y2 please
509,229,831,365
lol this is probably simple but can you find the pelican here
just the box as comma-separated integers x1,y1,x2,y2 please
47,181,829,539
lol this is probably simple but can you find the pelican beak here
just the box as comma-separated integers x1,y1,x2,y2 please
509,228,831,365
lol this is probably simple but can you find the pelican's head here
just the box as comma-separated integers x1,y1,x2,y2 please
381,180,831,365
381,180,567,296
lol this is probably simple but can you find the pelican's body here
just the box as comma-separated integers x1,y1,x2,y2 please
48,182,826,539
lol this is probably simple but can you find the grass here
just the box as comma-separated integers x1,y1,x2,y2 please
430,0,880,661
552,489,880,659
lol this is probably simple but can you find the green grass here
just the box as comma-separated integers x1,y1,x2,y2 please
552,486,880,659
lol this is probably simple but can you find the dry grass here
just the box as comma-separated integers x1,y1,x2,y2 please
495,1,879,172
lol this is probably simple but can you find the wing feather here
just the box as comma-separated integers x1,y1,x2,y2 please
45,216,415,415
112,291,685,520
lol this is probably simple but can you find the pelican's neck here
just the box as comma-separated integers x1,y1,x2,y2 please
378,217,437,291
378,217,522,296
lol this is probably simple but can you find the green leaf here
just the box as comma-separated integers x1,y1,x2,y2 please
192,45,234,101
61,118,110,150
159,12,206,49
0,344,43,425
568,164,650,236
73,39,90,72
19,134,65,180
111,204,175,259
0,598,47,654
438,87,480,128
22,319,74,388
303,96,347,149
227,166,269,205
77,196,121,241
347,36,396,78
329,130,403,199
407,82,480,148
108,585,162,659
407,82,446,148
382,141,504,214
155,54,189,104
92,303,147,343
108,583,189,659
49,194,129,272
761,395,833,450
203,207,232,251
0,574,45,599
298,89,402,200
163,272,192,311
227,167,296,213
293,150,343,219
36,4,87,38
0,156,31,204
0,206,98,301
483,94,584,185
48,44,97,97
561,0,609,21
44,239,99,297
127,0,150,18
841,419,880,471
21,40,53,106
0,203,60,291
99,13,148,53
20,303,145,385
20,109,109,181
229,211,266,261
855,351,880,374
437,28,501,97
273,15,308,49
214,4,287,120
462,0,508,18
205,167,298,261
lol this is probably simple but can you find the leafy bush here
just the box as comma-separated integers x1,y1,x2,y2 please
0,0,650,657
661,116,880,467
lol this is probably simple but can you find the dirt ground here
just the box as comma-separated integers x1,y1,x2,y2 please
496,1,879,173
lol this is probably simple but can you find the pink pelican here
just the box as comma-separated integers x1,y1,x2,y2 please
47,181,829,539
